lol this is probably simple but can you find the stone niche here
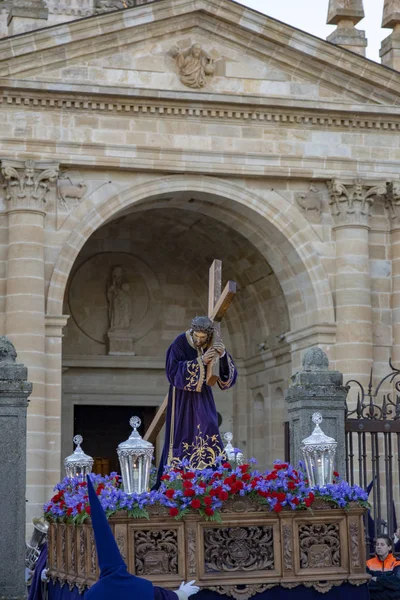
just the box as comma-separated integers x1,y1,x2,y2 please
67,252,160,355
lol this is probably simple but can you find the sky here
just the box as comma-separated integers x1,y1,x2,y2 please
237,0,386,63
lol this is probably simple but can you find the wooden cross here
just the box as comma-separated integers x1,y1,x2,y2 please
144,260,236,445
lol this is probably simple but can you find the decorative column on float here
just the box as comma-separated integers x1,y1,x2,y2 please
1,159,59,524
328,178,386,402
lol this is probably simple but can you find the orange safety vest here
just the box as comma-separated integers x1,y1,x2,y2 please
367,554,400,573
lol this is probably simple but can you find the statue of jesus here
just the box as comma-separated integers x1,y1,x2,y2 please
156,316,237,483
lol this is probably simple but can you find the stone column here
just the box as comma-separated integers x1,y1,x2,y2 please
0,337,32,600
7,0,48,35
326,0,367,56
286,347,348,476
380,1,400,71
384,182,400,365
45,315,69,499
328,179,385,398
1,159,59,525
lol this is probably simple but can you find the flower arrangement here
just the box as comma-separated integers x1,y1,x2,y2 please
43,460,368,524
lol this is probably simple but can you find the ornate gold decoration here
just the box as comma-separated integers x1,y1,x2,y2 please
299,523,340,569
303,580,344,593
134,529,178,575
180,425,224,470
204,526,274,572
184,358,205,392
282,524,293,570
209,584,274,600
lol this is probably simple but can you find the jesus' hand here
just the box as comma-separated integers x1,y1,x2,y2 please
213,341,225,356
203,348,216,365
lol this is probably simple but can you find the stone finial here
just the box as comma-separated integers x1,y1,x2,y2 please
7,0,48,35
0,337,17,364
1,159,59,214
380,1,400,70
382,0,400,28
328,178,387,227
302,347,329,372
327,0,367,56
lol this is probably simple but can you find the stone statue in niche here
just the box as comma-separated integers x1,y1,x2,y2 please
173,43,215,89
107,266,132,330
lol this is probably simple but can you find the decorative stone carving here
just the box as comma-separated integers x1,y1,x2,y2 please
328,178,387,226
295,184,322,218
57,172,87,212
134,529,178,575
0,336,17,363
173,43,215,89
186,525,197,576
204,526,274,572
95,0,155,12
299,523,340,569
107,266,132,331
349,521,360,568
384,181,400,222
302,347,329,372
1,159,59,213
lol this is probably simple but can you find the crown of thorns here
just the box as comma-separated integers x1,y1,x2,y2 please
190,316,214,334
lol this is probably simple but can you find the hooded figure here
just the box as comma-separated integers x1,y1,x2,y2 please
86,476,198,600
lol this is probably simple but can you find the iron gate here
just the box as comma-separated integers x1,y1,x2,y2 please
345,360,400,551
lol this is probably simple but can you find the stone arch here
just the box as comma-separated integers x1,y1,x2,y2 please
47,175,334,333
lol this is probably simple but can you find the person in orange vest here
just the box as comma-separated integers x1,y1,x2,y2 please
367,535,400,599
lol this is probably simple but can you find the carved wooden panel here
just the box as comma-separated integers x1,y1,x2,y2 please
203,526,274,573
134,529,178,576
298,523,340,569
282,524,293,572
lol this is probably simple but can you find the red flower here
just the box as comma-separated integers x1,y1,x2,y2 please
273,503,283,513
169,507,179,517
333,471,339,478
287,482,296,490
85,506,91,515
224,477,233,486
205,508,214,516
239,464,249,473
308,492,315,502
77,503,83,513
67,508,73,516
59,500,66,509
222,462,231,469
203,496,213,506
242,473,251,481
276,492,286,503
183,480,193,489
184,489,196,497
160,475,170,481
198,481,207,489
218,490,229,501
96,484,105,496
182,472,195,480
266,472,278,481
165,489,175,499
292,498,300,506
191,499,201,509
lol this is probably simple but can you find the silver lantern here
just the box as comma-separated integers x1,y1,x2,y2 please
25,517,49,570
64,435,94,479
117,416,154,494
301,413,337,487
223,431,244,466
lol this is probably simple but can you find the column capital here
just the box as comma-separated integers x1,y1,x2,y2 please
45,314,69,337
1,159,59,214
328,178,386,228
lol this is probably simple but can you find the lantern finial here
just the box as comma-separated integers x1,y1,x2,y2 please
117,416,154,494
64,434,93,479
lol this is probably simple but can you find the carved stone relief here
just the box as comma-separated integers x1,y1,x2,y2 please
295,184,323,221
204,526,274,572
57,171,87,212
172,43,216,88
134,529,178,575
1,159,58,212
384,181,400,222
328,178,386,226
299,523,340,569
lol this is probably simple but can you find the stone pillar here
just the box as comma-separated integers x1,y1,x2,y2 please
380,1,400,71
7,0,48,35
384,182,400,365
0,337,32,600
326,0,367,56
328,179,386,398
1,159,59,525
286,347,348,476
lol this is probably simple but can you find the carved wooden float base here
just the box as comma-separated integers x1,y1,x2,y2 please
47,503,369,600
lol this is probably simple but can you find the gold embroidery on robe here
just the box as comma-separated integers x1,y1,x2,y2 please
180,425,225,470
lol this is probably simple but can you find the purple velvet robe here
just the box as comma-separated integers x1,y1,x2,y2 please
157,331,237,480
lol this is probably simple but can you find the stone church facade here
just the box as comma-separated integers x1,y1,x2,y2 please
0,0,400,525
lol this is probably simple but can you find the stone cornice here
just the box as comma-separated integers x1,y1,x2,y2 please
2,84,400,132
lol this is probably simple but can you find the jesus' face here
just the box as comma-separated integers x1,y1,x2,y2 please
192,330,209,348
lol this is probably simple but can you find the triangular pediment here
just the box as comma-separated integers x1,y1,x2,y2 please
0,0,400,106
